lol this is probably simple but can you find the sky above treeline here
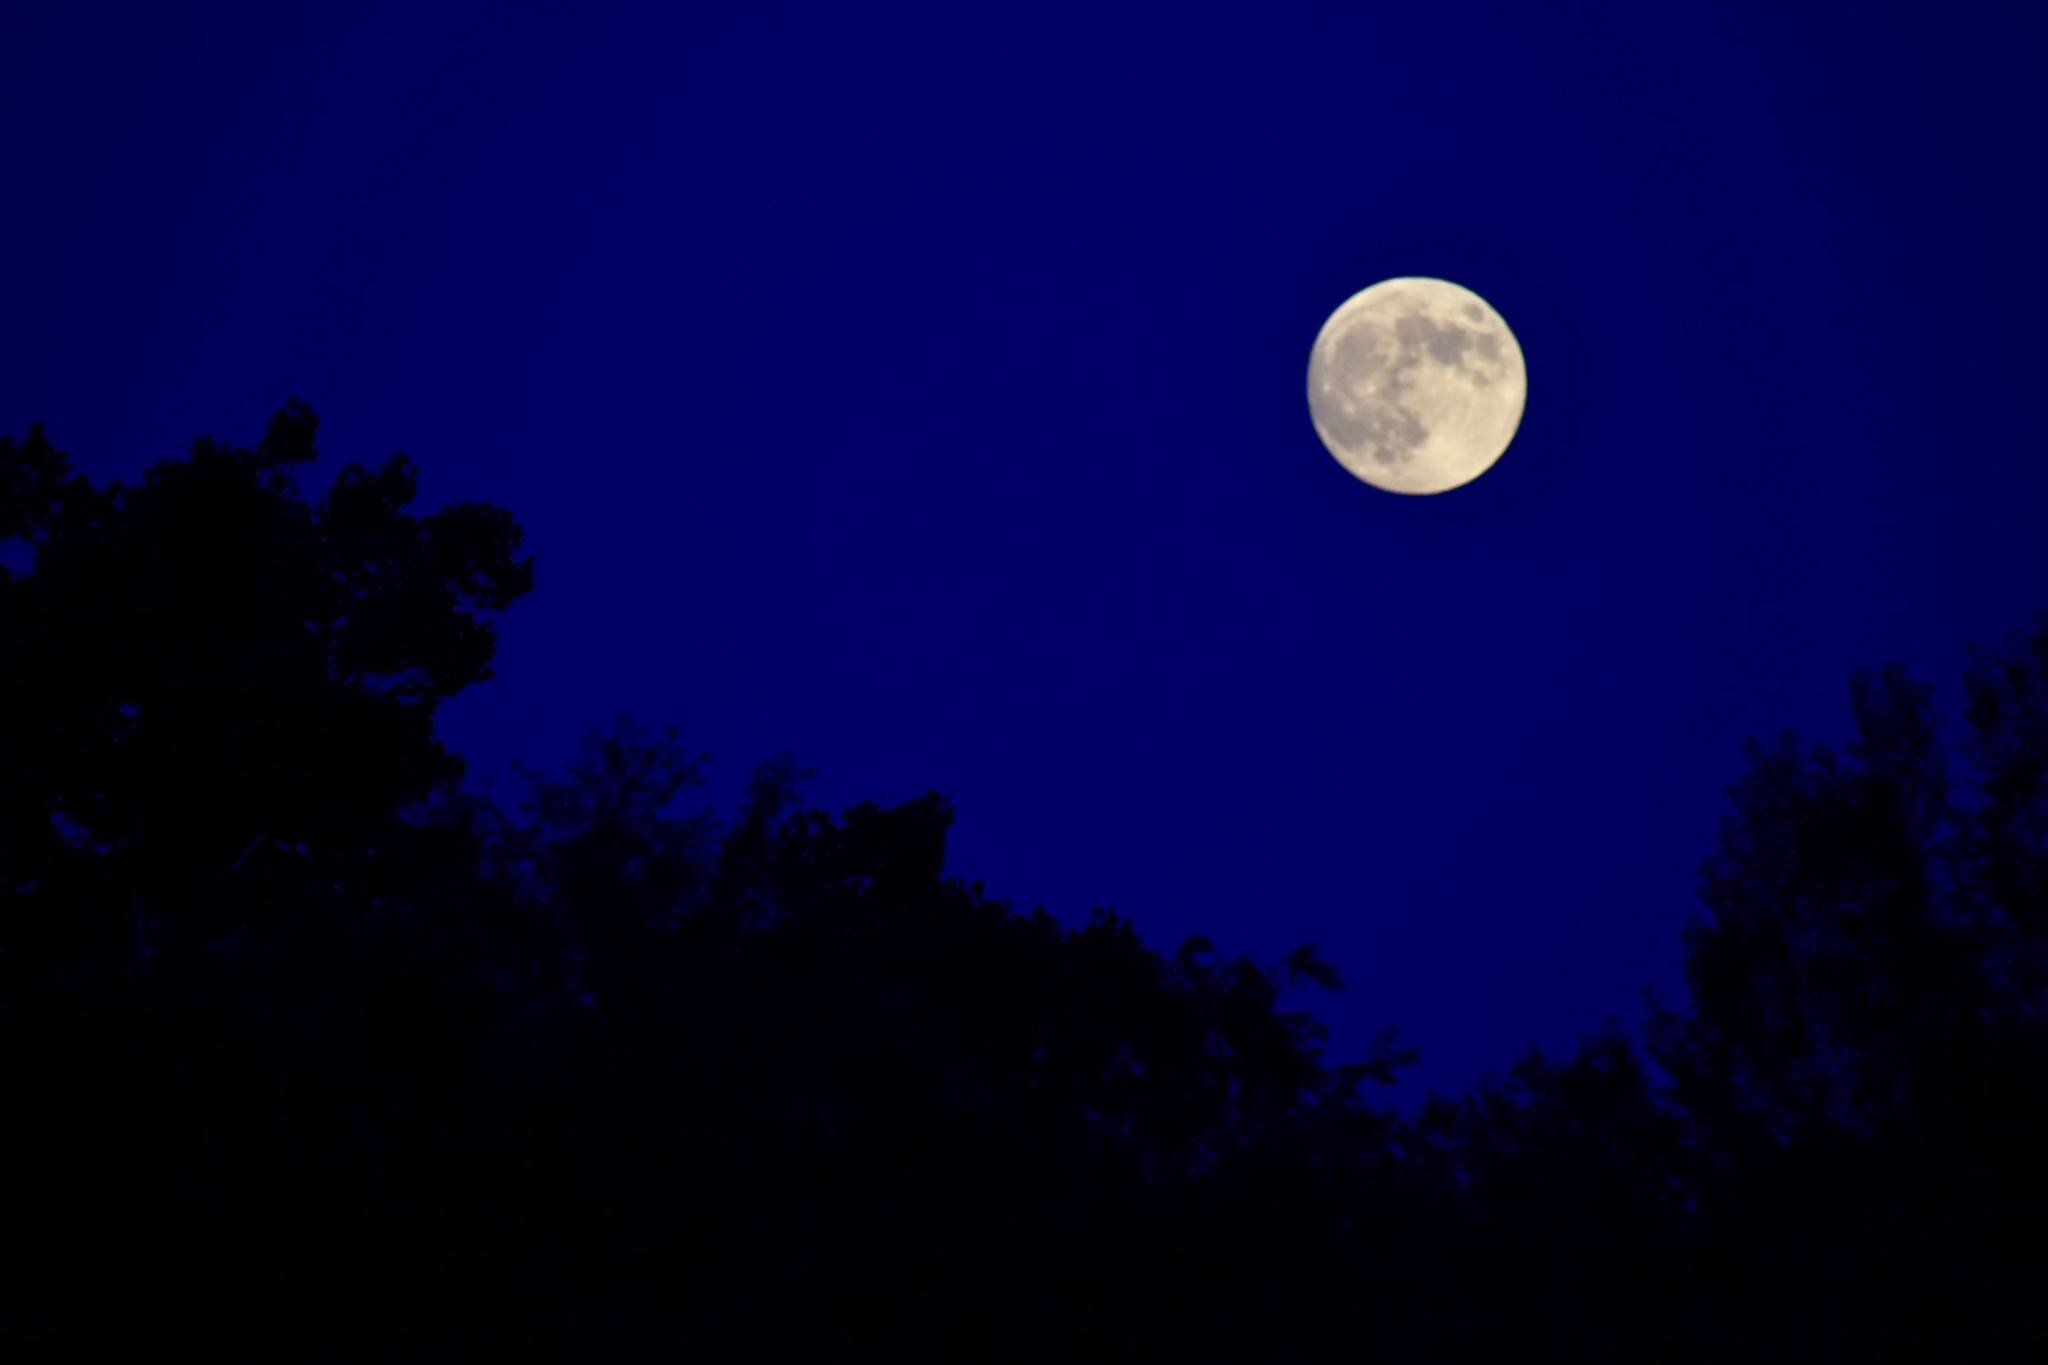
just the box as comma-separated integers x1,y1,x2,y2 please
4,0,2045,1099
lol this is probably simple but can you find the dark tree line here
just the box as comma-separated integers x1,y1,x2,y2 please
2,405,2044,1361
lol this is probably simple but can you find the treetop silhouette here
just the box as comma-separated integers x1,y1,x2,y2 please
3,404,2045,1361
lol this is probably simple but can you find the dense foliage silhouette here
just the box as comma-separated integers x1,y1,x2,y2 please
2,406,2043,1360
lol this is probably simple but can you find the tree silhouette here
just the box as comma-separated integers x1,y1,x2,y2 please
3,405,2046,1361
0,404,536,1354
0,401,530,984
1646,638,2048,1360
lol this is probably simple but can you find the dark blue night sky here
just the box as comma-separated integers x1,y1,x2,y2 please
5,0,2044,1100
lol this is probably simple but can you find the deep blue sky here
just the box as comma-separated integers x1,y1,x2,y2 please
6,0,2045,1100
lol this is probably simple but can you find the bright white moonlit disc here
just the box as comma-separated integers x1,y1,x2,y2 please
1307,277,1527,495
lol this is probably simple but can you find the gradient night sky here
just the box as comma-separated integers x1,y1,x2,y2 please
6,1,2044,1100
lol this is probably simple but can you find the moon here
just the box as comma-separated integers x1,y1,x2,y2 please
1307,277,1527,495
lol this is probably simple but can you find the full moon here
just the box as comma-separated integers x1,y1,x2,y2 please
1306,277,1527,495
